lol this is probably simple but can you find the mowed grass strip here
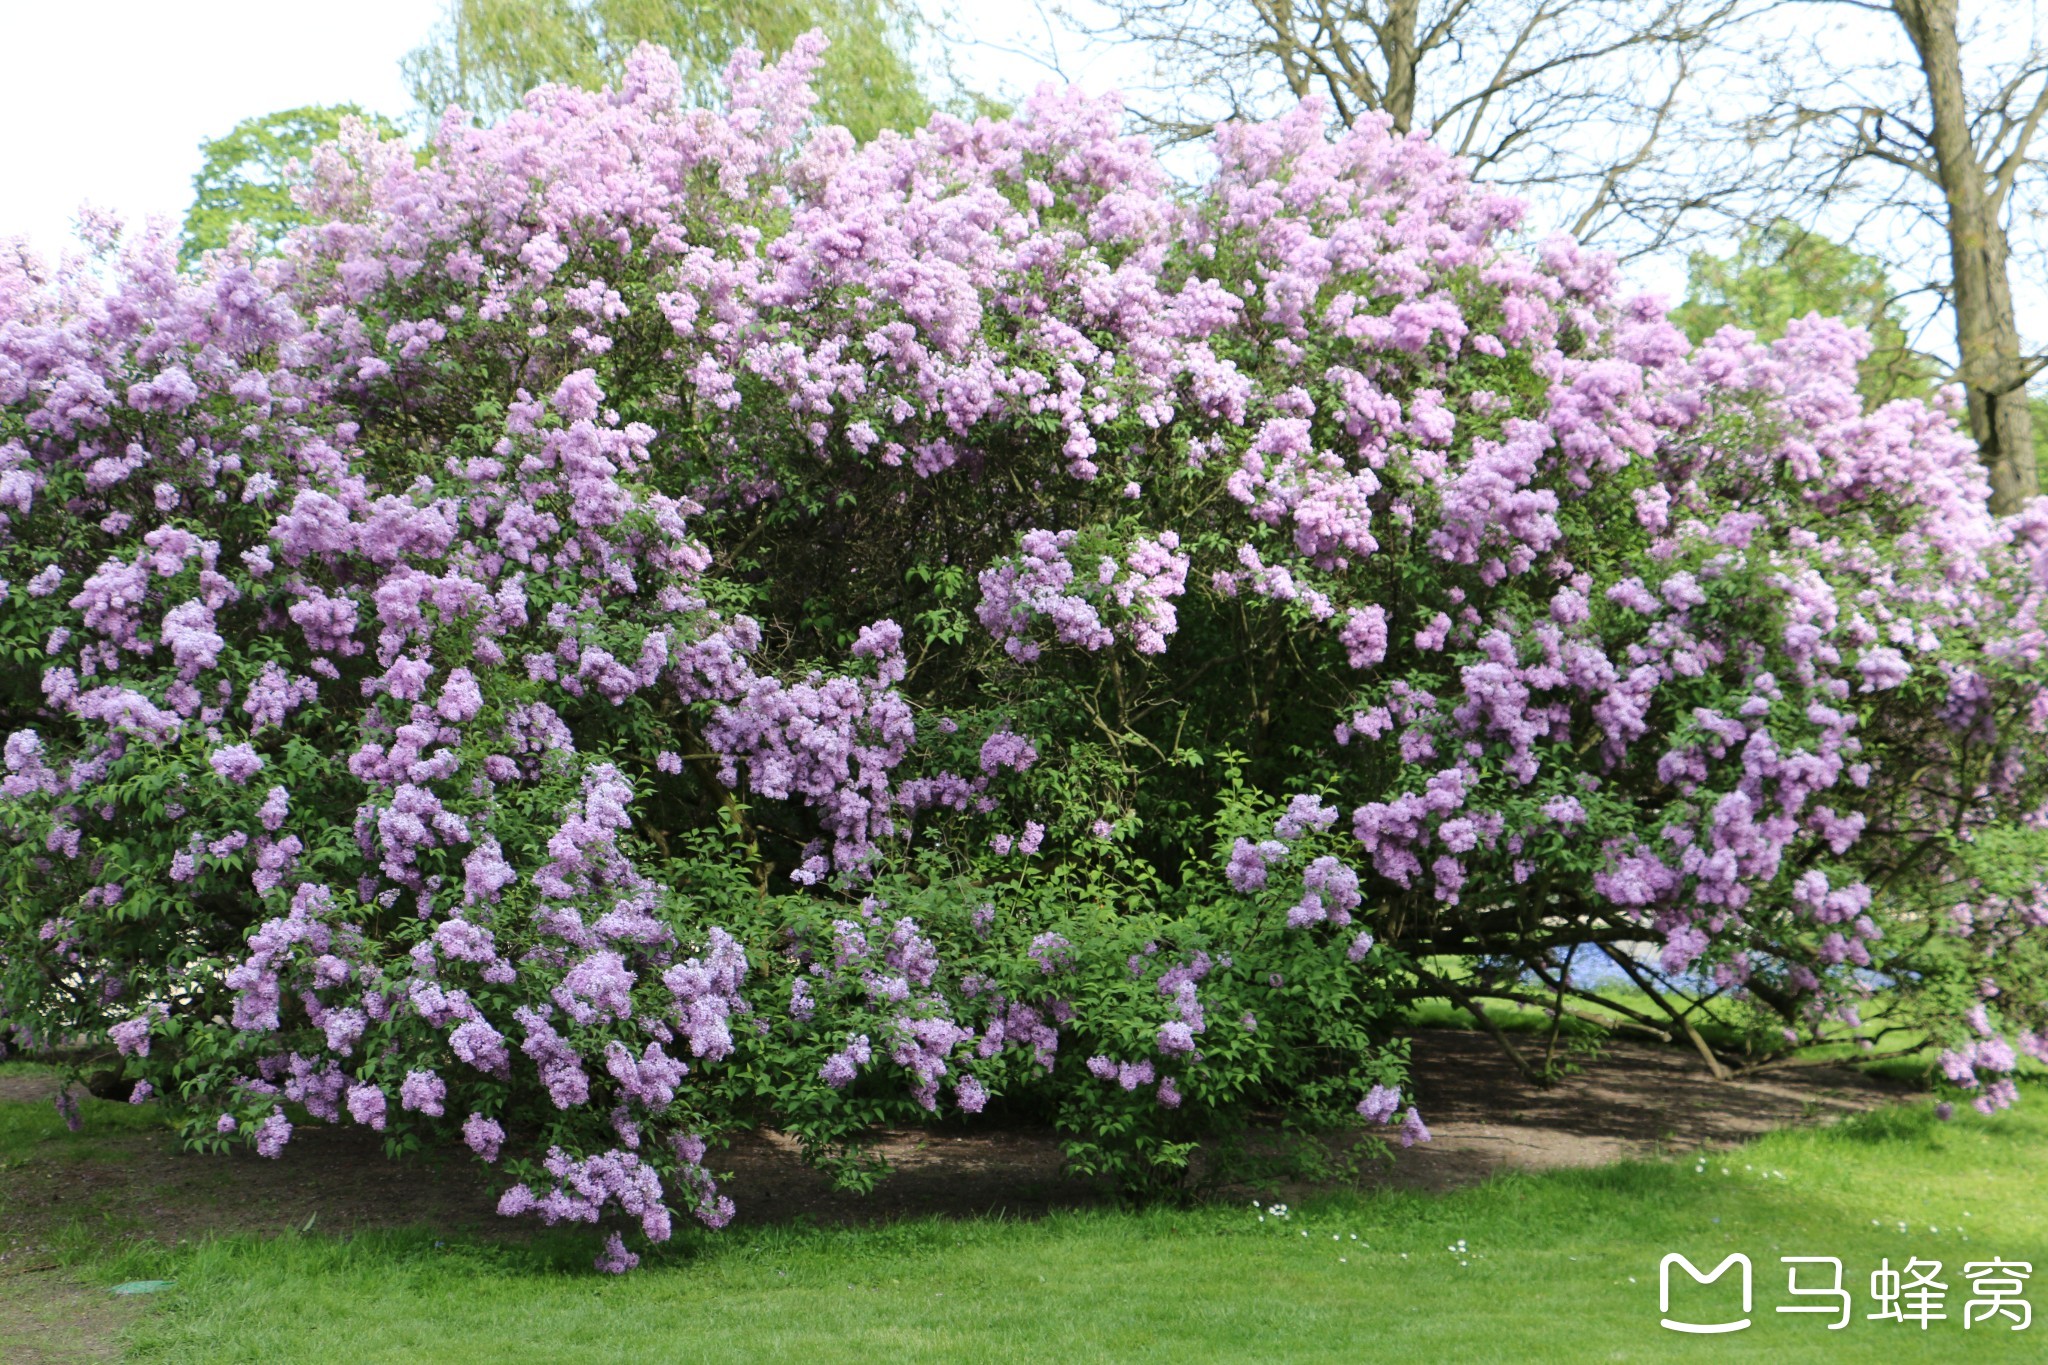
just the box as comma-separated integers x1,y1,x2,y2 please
4,1079,2043,1363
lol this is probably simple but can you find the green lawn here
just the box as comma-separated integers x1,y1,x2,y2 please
5,1078,2040,1362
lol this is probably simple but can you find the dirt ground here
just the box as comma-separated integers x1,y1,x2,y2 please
0,1032,1911,1246
0,1030,1916,1360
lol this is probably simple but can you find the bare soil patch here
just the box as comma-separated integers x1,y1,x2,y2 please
1383,1029,1915,1190
0,1032,1914,1249
0,1032,1915,1248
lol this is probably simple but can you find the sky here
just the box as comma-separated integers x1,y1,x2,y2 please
0,1,431,255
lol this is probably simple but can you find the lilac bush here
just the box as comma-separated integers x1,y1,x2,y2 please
2,36,2045,1269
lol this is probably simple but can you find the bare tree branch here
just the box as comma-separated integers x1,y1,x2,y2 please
1068,0,1785,258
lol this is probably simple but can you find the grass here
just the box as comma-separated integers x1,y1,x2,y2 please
0,1067,164,1162
5,1073,2043,1362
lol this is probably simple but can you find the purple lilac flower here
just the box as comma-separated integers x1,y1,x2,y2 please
595,1232,639,1274
554,950,636,1025
464,1113,505,1162
1339,606,1388,668
1274,794,1339,840
109,1015,153,1057
820,1035,872,1088
346,1082,388,1130
1357,1085,1402,1124
606,1040,686,1108
400,1069,447,1116
208,743,265,785
1226,838,1288,892
322,1007,367,1056
517,1009,591,1108
1290,856,1362,928
256,1109,293,1157
979,729,1038,774
450,1018,511,1075
1028,932,1074,975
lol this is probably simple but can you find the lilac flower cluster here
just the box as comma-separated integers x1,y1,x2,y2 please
977,529,1190,660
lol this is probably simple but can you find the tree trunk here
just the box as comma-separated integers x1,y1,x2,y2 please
1895,0,2041,513
1382,0,1421,134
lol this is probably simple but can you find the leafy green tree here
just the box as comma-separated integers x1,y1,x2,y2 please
1673,219,1939,408
402,0,928,141
182,106,403,265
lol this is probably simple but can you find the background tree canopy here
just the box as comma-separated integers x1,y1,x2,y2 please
400,0,928,140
